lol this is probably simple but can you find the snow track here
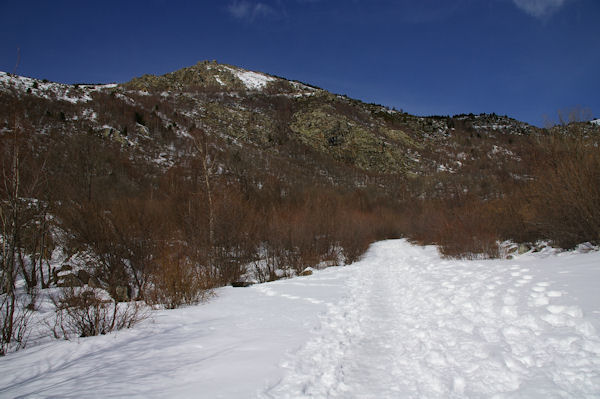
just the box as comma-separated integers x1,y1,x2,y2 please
263,241,600,398
2,240,599,398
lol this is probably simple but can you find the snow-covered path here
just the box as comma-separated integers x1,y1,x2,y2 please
1,240,600,398
265,241,600,398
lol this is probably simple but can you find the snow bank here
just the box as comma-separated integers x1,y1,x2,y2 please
1,240,599,398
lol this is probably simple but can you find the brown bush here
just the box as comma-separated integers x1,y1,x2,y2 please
1,296,33,355
396,196,502,259
50,287,144,339
145,244,213,309
336,209,374,263
524,134,600,247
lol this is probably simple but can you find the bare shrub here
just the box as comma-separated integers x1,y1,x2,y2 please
1,295,33,355
336,210,374,264
398,197,501,260
108,197,174,299
212,186,258,284
145,244,212,309
251,245,288,283
436,198,501,259
1,119,47,355
50,287,145,339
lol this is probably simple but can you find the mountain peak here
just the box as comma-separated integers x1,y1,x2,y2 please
123,60,313,94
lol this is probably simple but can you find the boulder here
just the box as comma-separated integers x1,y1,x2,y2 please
57,273,82,287
231,281,254,287
53,264,73,284
518,244,530,255
77,269,90,284
87,276,101,288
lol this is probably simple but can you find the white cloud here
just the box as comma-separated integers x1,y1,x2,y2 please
228,1,276,21
512,0,567,18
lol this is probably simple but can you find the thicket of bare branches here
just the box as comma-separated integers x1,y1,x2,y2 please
399,124,600,258
35,121,401,313
50,287,145,339
523,133,600,248
1,118,51,354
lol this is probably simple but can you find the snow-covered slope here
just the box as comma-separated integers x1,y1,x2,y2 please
224,66,275,90
0,71,115,103
1,240,599,398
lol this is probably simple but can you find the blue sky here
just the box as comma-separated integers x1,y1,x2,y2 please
1,0,598,126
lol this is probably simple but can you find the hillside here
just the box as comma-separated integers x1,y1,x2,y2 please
0,61,550,199
0,61,541,175
1,61,599,355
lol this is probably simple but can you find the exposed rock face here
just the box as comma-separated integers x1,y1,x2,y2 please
289,106,414,173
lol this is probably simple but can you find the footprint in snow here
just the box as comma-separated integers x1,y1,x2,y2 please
547,305,583,318
529,293,549,307
503,295,518,306
501,306,519,318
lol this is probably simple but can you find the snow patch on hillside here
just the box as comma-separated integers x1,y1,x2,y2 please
215,76,225,86
591,119,600,126
225,67,275,90
0,71,116,103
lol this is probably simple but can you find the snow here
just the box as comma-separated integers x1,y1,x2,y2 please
215,76,226,86
266,241,600,398
0,71,116,103
591,119,600,126
436,163,454,173
81,83,118,90
225,66,275,90
290,81,318,92
1,240,599,398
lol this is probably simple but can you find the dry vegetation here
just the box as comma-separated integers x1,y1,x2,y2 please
400,128,600,258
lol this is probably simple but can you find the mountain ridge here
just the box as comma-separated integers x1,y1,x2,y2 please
0,61,567,197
